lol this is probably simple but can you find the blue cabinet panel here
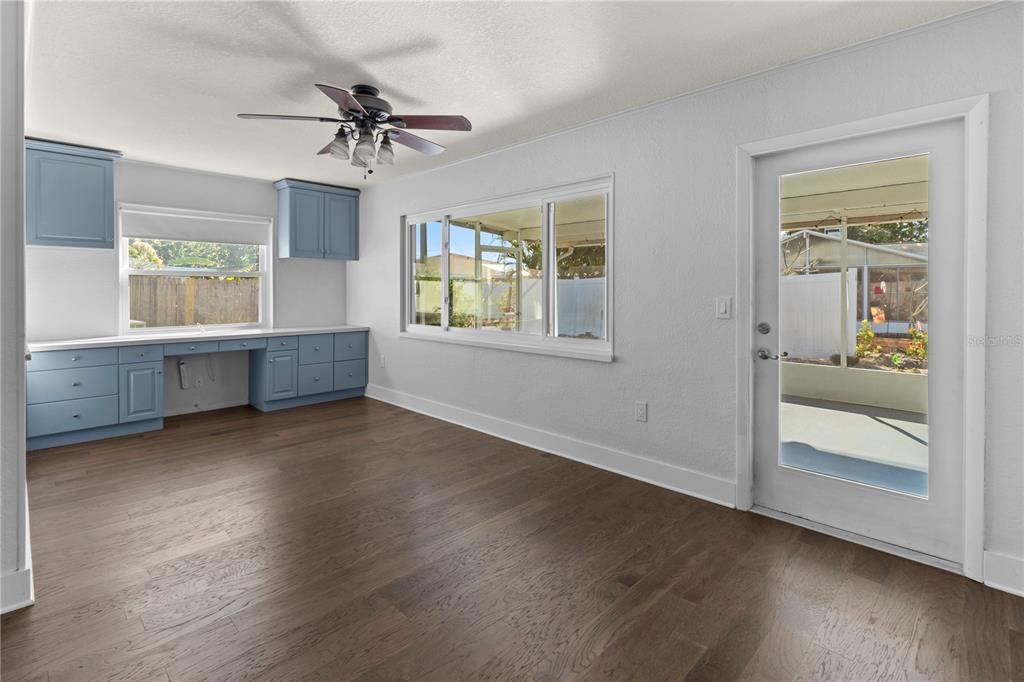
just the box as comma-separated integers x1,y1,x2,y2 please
27,395,118,438
274,179,359,261
25,141,120,249
298,334,333,365
118,344,165,364
334,332,368,361
119,362,164,423
268,336,298,351
334,359,367,391
27,347,118,372
264,350,298,401
298,362,334,396
324,192,359,260
287,188,324,258
27,366,118,405
218,337,267,352
164,340,219,356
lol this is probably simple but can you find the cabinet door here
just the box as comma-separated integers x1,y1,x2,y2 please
324,192,359,260
26,149,114,248
289,188,325,258
265,350,298,401
119,362,164,423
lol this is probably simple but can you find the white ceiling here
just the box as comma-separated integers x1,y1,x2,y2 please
26,1,980,188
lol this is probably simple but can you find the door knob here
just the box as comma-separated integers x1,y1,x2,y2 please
756,348,788,360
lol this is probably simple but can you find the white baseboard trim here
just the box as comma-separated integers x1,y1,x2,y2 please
1,567,34,614
984,550,1024,597
366,384,736,508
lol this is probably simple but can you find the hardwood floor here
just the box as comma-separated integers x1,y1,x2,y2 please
3,398,1021,681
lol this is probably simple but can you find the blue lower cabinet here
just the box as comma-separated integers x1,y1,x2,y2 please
27,395,118,437
27,365,117,405
334,359,367,391
298,334,333,365
27,346,118,372
334,332,367,361
119,362,164,423
164,340,219,356
298,362,333,396
264,350,299,401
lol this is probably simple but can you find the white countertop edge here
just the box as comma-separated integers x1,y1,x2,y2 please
28,325,370,352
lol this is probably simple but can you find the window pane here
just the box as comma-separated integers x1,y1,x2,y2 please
411,221,443,326
553,194,606,340
129,275,259,328
128,239,259,272
449,206,543,333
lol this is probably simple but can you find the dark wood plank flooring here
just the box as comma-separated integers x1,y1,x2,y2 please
2,398,1021,681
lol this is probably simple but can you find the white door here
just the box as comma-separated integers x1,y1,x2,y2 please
752,118,965,563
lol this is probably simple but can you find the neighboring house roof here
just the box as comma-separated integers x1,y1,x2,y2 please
782,229,928,264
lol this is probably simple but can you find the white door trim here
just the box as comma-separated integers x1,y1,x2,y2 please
734,95,989,580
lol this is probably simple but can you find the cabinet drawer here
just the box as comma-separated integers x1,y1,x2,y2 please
27,365,118,405
219,337,267,352
334,332,367,361
267,336,298,351
118,344,165,364
334,359,367,391
164,340,219,356
299,334,333,365
298,362,334,396
27,347,117,372
27,395,118,437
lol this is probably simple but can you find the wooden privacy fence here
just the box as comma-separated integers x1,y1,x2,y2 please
130,275,259,327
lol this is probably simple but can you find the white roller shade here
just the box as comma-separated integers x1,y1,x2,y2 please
120,204,271,245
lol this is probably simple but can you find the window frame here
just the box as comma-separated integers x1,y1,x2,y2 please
118,203,274,334
401,177,614,362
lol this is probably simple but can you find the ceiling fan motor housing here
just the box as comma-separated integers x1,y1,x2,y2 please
349,84,392,121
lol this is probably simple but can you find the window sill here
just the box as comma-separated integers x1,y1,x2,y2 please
400,326,613,363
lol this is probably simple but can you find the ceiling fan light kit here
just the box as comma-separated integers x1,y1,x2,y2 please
238,83,471,176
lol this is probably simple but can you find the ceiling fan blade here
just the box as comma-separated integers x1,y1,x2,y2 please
387,129,446,156
315,84,368,117
238,114,341,123
388,115,472,131
317,141,333,155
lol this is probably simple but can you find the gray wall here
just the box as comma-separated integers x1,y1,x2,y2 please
349,6,1024,565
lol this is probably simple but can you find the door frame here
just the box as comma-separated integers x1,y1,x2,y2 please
734,95,989,580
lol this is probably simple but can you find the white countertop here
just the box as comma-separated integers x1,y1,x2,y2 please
28,325,370,353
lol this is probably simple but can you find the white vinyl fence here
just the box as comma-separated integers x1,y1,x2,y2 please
780,271,857,361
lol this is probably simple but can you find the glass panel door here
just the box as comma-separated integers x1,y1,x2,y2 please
778,154,930,496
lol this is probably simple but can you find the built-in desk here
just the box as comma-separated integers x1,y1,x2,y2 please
25,325,369,451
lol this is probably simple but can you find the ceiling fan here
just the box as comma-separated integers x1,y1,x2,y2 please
238,84,471,172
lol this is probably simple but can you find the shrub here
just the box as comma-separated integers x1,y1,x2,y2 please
855,319,875,358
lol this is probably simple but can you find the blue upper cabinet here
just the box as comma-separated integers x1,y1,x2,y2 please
274,179,359,260
25,139,121,249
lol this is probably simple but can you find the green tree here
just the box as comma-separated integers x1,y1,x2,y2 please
847,219,927,245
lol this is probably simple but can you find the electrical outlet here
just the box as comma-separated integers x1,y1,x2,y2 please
634,400,648,423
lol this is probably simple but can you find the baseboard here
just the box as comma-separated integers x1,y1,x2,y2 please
984,550,1024,597
365,384,736,508
1,568,34,614
27,418,163,451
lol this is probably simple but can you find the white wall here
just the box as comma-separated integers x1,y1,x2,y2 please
1,0,32,612
349,6,1024,576
23,161,350,412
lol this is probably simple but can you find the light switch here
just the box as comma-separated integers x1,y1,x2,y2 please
716,296,732,319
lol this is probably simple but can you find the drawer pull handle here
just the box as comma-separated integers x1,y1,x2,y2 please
72,381,81,387
314,345,320,351
347,373,353,378
347,344,353,349
71,356,80,362
137,352,145,357
71,413,80,418
280,341,287,346
188,345,196,351
240,343,247,347
314,377,320,382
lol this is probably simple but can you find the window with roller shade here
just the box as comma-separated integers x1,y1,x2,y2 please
119,204,272,331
